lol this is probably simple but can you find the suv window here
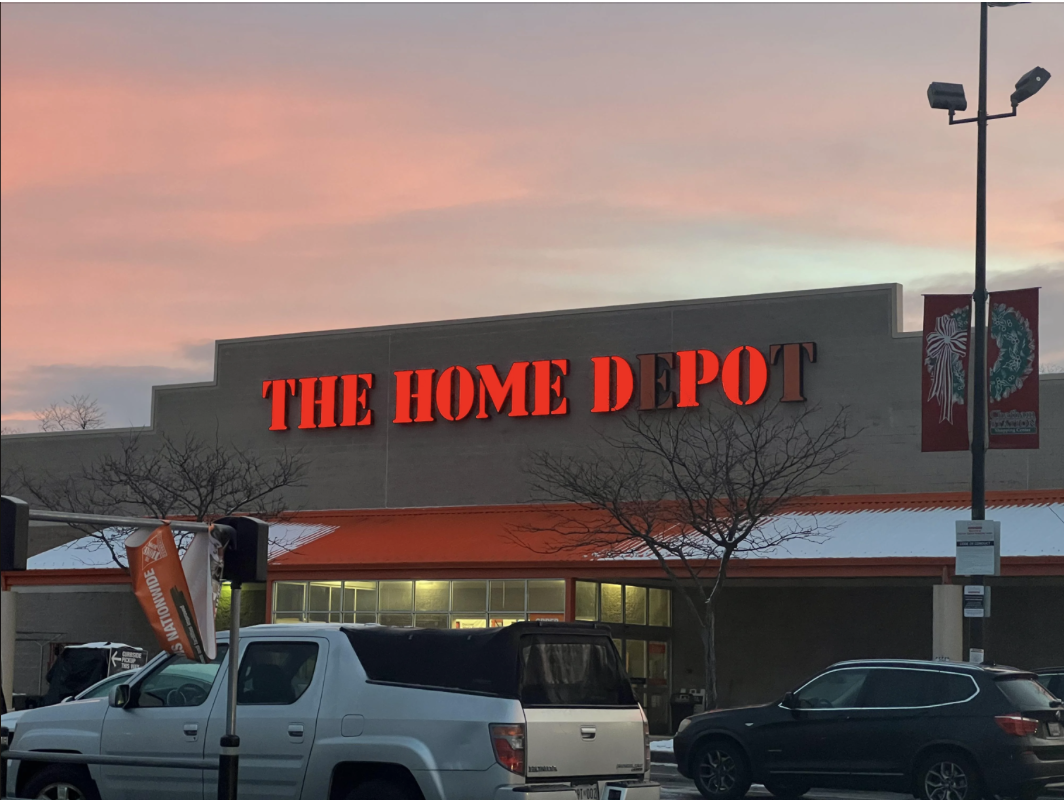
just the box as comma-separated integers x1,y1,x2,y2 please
858,669,976,708
999,677,1059,710
137,648,228,708
237,642,319,705
1038,674,1064,699
794,669,869,709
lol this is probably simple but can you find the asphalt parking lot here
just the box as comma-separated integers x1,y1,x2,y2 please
651,763,1064,800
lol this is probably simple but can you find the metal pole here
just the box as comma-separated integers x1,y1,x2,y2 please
27,509,232,537
218,581,241,800
1,725,9,799
969,1,989,663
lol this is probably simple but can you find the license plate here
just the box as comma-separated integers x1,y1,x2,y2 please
574,785,600,800
1049,722,1062,737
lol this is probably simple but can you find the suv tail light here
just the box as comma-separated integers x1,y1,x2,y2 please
490,723,525,774
995,715,1039,736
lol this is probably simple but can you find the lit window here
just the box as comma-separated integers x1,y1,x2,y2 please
575,581,597,621
600,583,623,623
379,581,413,611
415,581,450,612
649,588,671,627
274,582,306,614
625,586,647,626
490,580,526,613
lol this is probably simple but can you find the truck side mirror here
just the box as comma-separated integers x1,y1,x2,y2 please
109,684,131,709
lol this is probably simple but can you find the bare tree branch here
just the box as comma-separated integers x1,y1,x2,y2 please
8,429,308,570
35,395,106,432
520,400,858,708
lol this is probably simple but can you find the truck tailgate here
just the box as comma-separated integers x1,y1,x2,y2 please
525,707,646,780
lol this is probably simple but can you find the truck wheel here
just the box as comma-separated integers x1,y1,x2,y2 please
22,765,101,800
916,752,983,800
344,778,417,800
691,739,751,800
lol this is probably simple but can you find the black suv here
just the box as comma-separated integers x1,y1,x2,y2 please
674,659,1064,800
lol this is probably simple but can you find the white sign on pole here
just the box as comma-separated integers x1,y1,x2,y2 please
955,520,1000,576
963,585,991,618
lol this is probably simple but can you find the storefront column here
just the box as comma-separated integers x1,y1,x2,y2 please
932,584,963,661
1,589,16,709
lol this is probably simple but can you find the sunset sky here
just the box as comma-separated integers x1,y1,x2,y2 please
2,3,1062,431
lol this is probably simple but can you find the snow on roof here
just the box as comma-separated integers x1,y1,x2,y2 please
600,502,1064,561
26,522,338,571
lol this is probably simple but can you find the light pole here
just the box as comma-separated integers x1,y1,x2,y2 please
927,3,1050,663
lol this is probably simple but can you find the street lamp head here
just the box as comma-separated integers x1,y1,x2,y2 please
1010,66,1050,106
928,82,968,112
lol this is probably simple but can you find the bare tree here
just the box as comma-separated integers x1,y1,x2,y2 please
35,395,106,432
10,430,307,569
523,402,856,709
1040,363,1064,374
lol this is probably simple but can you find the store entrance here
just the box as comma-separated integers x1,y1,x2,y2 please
624,638,671,735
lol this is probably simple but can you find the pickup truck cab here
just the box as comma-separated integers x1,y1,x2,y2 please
8,621,659,800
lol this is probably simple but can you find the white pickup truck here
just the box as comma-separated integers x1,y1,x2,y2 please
6,621,659,800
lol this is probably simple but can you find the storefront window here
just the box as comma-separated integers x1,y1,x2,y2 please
649,588,671,627
527,580,565,612
648,641,668,686
452,581,487,613
379,581,413,611
625,586,647,626
575,581,597,621
490,580,526,613
272,578,569,628
626,639,648,679
274,582,306,615
345,581,378,613
309,581,343,614
414,580,449,612
600,583,623,623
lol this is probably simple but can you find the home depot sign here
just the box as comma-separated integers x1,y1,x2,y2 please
262,342,816,431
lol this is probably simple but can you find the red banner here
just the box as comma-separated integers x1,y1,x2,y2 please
988,288,1039,449
126,524,209,663
922,295,971,452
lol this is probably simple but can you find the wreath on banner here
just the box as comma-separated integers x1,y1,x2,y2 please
924,305,970,424
989,302,1035,402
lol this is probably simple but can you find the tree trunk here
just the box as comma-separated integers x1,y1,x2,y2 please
703,602,718,710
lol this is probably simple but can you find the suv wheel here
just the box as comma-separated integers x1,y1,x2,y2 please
917,753,982,800
691,739,751,800
23,765,101,800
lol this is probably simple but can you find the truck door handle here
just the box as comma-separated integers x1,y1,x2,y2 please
288,723,305,740
580,726,596,740
183,724,199,740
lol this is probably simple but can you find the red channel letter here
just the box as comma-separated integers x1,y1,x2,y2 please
676,350,720,408
298,376,338,429
435,366,476,422
262,379,297,431
591,356,634,413
532,360,569,416
340,374,374,426
394,369,436,423
476,362,531,418
721,347,769,406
